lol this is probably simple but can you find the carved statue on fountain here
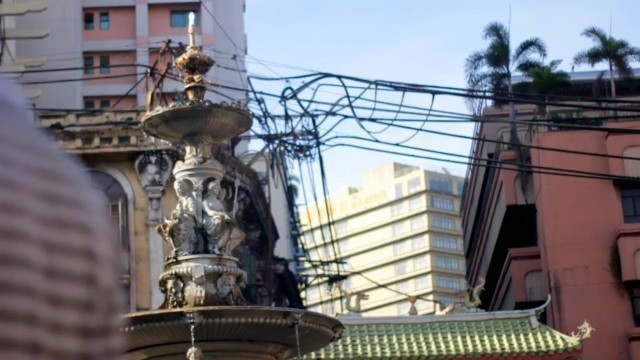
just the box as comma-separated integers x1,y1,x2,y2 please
157,179,201,258
202,181,232,254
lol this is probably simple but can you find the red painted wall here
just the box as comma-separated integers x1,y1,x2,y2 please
148,3,201,38
83,7,136,41
83,51,138,84
532,128,638,359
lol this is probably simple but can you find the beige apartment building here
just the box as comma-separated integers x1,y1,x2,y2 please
299,163,467,316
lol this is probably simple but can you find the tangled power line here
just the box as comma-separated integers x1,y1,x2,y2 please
26,38,640,312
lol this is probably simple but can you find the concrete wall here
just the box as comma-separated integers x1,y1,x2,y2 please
16,0,84,109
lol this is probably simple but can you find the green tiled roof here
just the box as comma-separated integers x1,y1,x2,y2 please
308,310,582,359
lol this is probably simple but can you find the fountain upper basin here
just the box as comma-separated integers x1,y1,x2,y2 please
142,103,252,144
123,306,343,360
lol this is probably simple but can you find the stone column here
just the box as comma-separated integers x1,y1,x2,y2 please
135,151,172,309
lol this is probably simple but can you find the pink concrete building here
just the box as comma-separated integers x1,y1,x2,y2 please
463,72,640,359
15,0,247,111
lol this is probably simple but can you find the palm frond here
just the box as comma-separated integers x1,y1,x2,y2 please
465,50,488,86
515,59,543,74
483,22,509,47
581,26,609,45
513,37,547,64
573,47,606,67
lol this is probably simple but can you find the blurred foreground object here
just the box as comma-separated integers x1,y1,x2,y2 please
0,77,123,359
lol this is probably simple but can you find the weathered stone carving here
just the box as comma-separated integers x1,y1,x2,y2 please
159,273,187,309
158,256,248,307
135,152,172,188
202,181,231,254
158,179,201,257
135,151,172,223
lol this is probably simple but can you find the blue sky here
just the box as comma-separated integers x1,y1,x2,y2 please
244,1,640,192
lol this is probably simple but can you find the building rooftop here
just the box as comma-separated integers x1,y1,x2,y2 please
308,304,584,359
512,67,640,84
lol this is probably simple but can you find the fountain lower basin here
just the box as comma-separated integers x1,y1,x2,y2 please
123,306,343,359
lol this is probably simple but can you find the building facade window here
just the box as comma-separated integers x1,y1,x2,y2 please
84,13,94,30
392,240,409,256
100,100,110,109
99,55,110,74
394,261,408,276
412,235,427,250
338,239,349,253
171,10,199,27
436,275,461,290
409,196,423,211
621,187,640,223
395,280,410,293
306,287,319,301
431,196,455,211
84,56,94,74
415,277,428,290
390,202,405,216
335,220,348,235
407,177,421,194
436,296,456,307
391,221,407,236
84,100,95,109
397,302,411,315
457,181,466,196
431,215,456,231
306,249,317,260
322,244,332,258
99,12,110,30
429,177,453,194
631,288,640,326
525,271,545,301
435,255,460,270
410,215,425,231
413,256,428,270
88,170,131,308
433,234,458,250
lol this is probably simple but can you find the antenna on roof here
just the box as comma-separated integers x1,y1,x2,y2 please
441,167,451,175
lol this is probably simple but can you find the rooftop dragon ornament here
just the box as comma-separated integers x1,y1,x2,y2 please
436,277,485,315
339,287,369,316
570,320,595,341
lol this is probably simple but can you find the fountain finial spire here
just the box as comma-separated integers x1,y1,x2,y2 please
174,10,214,100
188,12,197,50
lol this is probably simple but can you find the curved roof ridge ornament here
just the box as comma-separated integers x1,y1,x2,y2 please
527,294,551,329
532,293,552,318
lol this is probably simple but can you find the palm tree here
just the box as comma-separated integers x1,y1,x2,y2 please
521,60,572,96
465,22,547,141
514,60,572,117
573,26,640,98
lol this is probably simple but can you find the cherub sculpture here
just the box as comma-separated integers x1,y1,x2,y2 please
157,179,199,257
202,181,232,254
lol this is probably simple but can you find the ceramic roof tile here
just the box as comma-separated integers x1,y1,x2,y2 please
308,313,582,359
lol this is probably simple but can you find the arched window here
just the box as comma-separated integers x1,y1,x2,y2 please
89,170,132,309
524,271,545,301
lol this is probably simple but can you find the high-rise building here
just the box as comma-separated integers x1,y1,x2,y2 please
299,163,467,316
15,1,247,132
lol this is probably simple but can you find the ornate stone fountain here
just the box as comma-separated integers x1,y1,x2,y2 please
122,14,342,359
